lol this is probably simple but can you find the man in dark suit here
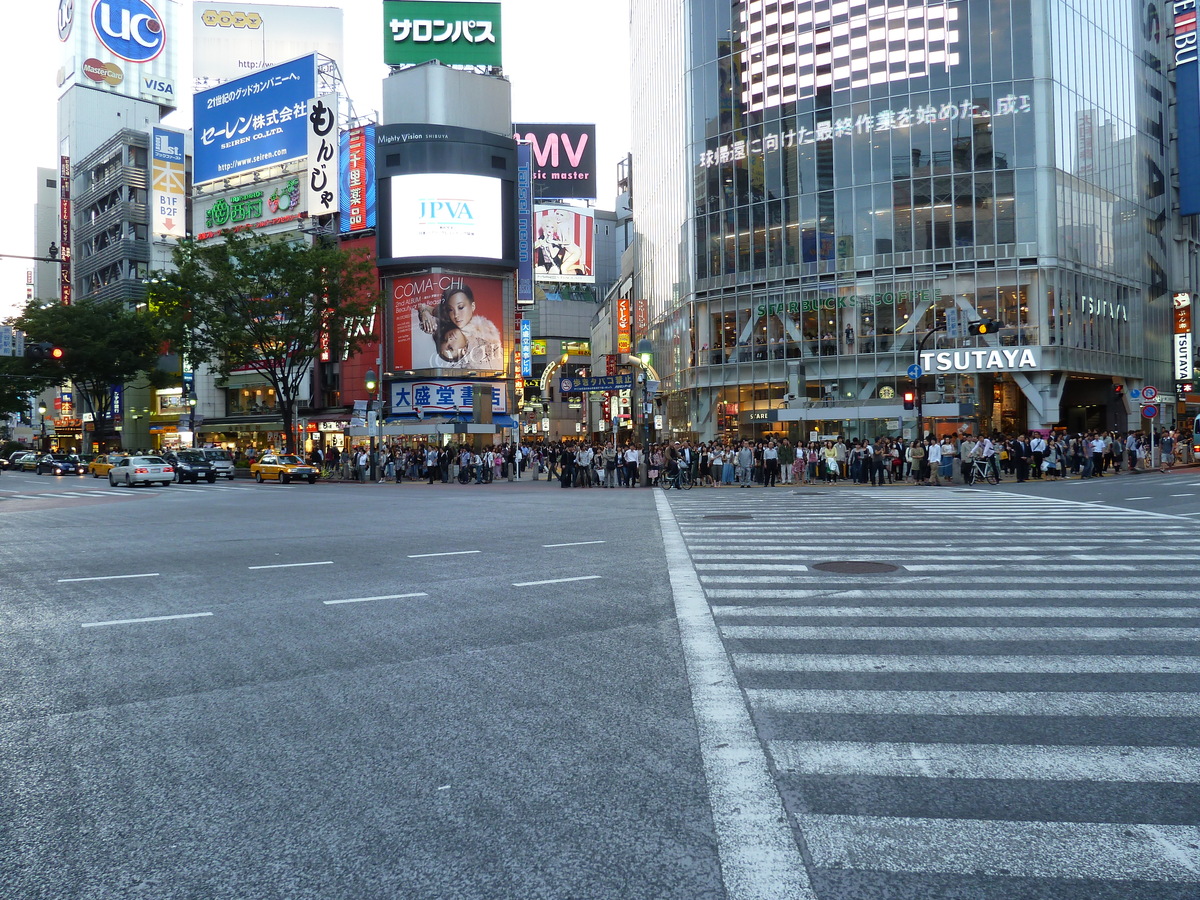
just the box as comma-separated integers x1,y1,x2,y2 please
1014,434,1031,482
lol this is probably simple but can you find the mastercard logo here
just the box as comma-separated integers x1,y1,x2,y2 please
83,57,124,86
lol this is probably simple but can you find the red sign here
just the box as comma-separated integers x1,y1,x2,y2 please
345,127,369,232
617,297,632,354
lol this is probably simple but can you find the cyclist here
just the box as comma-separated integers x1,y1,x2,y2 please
967,435,995,485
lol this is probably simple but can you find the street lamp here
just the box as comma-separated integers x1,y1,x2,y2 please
187,391,198,448
37,402,47,450
364,369,378,481
636,339,654,483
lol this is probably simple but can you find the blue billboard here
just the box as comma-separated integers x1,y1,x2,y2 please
1176,5,1200,216
193,54,316,185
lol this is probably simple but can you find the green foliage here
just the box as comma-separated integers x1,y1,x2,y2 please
154,231,379,451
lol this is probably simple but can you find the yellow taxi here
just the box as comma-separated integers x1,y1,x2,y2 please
89,452,125,478
250,453,318,484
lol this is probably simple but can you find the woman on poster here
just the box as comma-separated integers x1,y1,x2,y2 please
418,282,503,369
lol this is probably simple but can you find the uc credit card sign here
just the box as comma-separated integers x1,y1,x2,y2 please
193,54,316,185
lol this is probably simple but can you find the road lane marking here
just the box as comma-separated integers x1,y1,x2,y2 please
58,573,160,583
1124,496,1153,501
247,561,333,570
82,612,213,628
542,540,607,547
324,593,428,605
1171,493,1194,497
512,575,602,587
653,491,817,900
407,550,481,558
747,688,1200,717
731,653,1200,674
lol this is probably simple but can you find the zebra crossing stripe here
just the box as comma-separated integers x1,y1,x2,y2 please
746,689,1200,717
768,740,1200,783
730,653,1200,674
722,625,1200,640
713,605,1200,619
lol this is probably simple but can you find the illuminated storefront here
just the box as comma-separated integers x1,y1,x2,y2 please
630,0,1190,441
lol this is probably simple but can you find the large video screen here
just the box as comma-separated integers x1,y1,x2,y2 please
386,173,503,262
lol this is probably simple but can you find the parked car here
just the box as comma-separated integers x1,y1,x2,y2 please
250,454,318,484
89,453,124,478
164,450,217,484
200,448,236,480
2,450,34,470
108,456,174,487
36,453,80,476
14,452,42,472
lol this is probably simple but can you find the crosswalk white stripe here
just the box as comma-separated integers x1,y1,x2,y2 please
746,688,1200,717
702,574,1151,585
730,653,1200,674
768,740,1200,783
721,624,1200,640
713,605,1200,619
709,589,1200,600
795,814,1200,881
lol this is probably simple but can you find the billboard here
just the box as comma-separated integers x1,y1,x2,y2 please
58,0,178,108
384,173,504,262
516,143,534,303
193,53,317,184
391,274,506,373
617,297,631,353
339,125,376,233
1175,292,1195,381
306,94,339,216
383,1,501,68
194,175,303,240
390,380,508,415
513,124,597,200
534,205,594,283
151,127,186,237
1174,4,1200,215
193,3,343,88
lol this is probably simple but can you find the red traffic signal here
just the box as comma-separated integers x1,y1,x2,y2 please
49,347,64,361
902,391,915,410
24,341,63,362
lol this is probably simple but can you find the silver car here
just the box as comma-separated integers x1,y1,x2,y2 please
108,455,175,487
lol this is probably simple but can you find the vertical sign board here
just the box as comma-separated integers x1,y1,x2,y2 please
59,157,71,305
634,298,649,338
617,297,632,354
339,124,376,233
516,143,534,304
1175,3,1200,215
1174,291,1195,380
307,93,339,216
151,127,186,237
520,319,532,377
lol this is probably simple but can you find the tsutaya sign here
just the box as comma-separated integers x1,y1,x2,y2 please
919,347,1042,374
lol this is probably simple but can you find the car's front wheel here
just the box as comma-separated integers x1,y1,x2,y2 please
109,474,117,487
255,472,263,483
307,475,316,484
206,474,216,484
282,474,291,484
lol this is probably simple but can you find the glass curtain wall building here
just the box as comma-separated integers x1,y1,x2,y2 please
631,0,1188,442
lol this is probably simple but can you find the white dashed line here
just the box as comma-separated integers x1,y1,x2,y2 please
247,561,334,570
407,550,481,558
324,593,428,605
512,575,602,587
543,540,607,547
58,573,160,583
82,612,213,628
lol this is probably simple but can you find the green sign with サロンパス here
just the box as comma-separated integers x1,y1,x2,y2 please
383,1,502,68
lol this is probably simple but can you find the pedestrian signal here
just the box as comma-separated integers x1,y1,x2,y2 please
902,391,915,410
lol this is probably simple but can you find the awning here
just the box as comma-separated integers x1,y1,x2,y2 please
196,417,284,429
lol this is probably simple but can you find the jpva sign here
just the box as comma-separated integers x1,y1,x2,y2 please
419,200,475,221
919,347,1042,374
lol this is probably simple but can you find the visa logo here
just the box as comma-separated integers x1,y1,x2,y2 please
143,76,174,97
419,200,474,220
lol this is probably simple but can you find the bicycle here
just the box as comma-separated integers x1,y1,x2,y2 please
966,457,1000,485
660,465,693,491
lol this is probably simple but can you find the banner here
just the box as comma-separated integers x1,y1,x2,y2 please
1174,291,1194,381
60,157,72,306
516,143,534,304
617,297,632,354
306,93,339,215
520,319,532,377
151,127,186,237
391,274,506,373
339,125,376,233
534,205,594,283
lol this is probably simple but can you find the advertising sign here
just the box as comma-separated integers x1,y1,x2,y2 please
391,274,506,373
193,3,343,88
60,156,72,306
520,319,532,378
533,205,594,283
339,125,376,233
383,0,501,67
384,173,503,261
617,297,632,354
195,175,302,240
390,381,508,414
306,93,339,216
918,347,1043,374
151,127,186,237
512,124,597,200
516,143,534,304
59,0,177,108
1174,4,1200,215
1174,291,1195,381
193,53,317,185
559,375,634,393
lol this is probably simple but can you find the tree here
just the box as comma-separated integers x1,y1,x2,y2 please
156,231,379,453
14,299,167,447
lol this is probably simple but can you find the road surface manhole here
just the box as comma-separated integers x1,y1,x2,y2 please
811,560,902,574
703,514,753,520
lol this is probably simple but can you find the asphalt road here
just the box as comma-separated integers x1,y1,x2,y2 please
2,467,1198,899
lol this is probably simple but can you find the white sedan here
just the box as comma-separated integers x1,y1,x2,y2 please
108,456,175,487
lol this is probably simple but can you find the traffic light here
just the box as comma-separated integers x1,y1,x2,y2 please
24,342,63,362
364,369,377,392
1114,384,1124,395
967,319,997,336
902,390,915,410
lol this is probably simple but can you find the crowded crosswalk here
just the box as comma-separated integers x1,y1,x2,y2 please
665,488,1200,898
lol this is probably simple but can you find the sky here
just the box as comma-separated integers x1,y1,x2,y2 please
0,0,631,321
